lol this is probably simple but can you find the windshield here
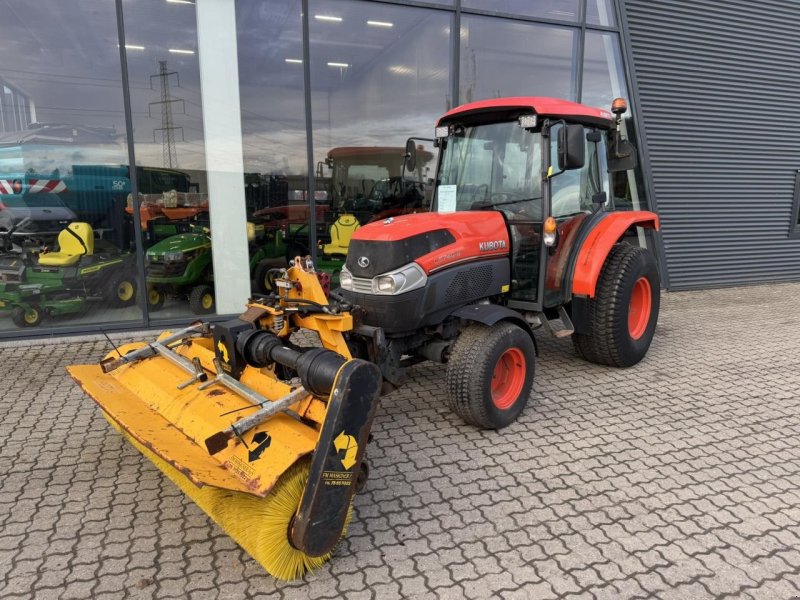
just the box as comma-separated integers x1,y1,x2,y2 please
436,121,542,217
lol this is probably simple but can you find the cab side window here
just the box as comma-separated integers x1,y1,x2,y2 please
550,125,607,218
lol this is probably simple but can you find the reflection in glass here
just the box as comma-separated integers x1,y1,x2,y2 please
237,0,309,293
0,0,143,333
124,0,218,319
460,16,578,103
461,0,579,22
581,32,627,110
580,31,645,214
308,0,449,280
586,0,617,27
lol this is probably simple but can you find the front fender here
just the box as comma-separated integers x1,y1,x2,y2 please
451,304,538,353
571,211,659,298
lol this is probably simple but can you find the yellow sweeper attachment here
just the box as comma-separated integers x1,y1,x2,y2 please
68,260,382,580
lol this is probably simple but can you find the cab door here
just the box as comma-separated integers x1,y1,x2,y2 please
542,125,610,309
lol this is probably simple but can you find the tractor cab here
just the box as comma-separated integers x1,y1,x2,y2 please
421,96,637,311
320,144,436,226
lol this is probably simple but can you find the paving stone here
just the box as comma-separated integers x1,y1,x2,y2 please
2,283,800,598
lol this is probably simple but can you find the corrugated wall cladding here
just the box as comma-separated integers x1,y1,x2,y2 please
624,0,800,289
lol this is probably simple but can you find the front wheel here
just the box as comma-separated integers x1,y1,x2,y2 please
146,286,165,312
572,242,660,367
445,322,535,429
188,284,215,315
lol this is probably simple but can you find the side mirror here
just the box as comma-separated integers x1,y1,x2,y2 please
404,138,417,172
607,133,638,172
558,124,585,170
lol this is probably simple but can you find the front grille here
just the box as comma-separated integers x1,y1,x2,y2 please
146,261,188,278
445,264,493,303
349,276,373,294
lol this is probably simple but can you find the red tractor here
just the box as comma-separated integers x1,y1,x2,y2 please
339,96,660,429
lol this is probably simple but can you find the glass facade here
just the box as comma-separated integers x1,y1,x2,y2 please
0,0,644,337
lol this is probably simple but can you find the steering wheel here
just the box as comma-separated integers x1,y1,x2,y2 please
489,191,526,203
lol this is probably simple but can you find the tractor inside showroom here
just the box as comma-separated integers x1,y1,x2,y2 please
69,96,660,580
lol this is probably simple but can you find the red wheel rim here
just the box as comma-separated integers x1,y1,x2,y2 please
491,348,526,410
628,276,652,340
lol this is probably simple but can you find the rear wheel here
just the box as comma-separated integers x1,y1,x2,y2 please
572,242,660,367
11,305,43,328
446,322,535,429
106,272,138,308
254,258,286,294
188,284,215,315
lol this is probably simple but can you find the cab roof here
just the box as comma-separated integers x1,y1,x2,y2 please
437,97,615,129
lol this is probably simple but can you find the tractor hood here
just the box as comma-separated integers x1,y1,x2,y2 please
147,232,210,257
344,211,509,278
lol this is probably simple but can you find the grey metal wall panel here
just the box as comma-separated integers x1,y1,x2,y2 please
623,0,800,289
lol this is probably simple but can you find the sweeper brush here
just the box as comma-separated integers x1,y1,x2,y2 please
68,259,380,580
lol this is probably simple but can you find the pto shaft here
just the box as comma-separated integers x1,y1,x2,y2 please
236,330,346,397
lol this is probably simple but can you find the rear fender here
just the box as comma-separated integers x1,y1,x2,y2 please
570,211,659,298
451,304,538,354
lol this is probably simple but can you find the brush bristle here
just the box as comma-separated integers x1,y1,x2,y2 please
107,414,352,580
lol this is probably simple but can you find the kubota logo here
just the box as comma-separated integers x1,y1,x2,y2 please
479,240,507,251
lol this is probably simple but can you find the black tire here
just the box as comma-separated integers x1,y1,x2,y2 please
147,286,165,312
11,305,43,328
445,322,535,429
254,258,286,294
106,271,138,308
572,242,660,368
188,284,215,315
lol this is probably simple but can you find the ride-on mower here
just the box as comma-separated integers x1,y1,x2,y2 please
0,222,137,327
146,221,287,314
69,96,660,579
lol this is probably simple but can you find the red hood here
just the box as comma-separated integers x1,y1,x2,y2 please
352,211,509,274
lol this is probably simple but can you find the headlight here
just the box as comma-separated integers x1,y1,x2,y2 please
163,251,185,262
375,275,399,294
339,267,354,290
371,262,426,295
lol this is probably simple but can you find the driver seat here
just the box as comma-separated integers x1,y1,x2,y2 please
322,214,359,256
39,222,95,267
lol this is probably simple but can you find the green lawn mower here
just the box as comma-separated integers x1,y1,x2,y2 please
146,222,287,315
0,222,138,327
145,226,214,315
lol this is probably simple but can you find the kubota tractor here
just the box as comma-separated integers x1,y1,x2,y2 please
337,95,659,428
69,96,660,580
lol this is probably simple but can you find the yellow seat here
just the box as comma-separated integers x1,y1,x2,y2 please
39,222,95,267
322,214,360,256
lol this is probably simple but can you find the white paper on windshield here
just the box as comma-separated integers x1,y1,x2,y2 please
437,185,457,213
